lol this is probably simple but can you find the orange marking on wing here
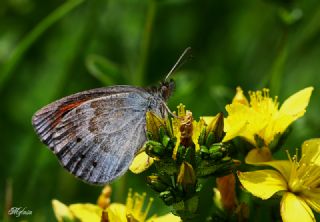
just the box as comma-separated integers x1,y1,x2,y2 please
51,100,87,128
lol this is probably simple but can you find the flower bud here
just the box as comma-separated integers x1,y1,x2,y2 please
177,161,196,192
146,111,166,141
97,186,112,209
200,145,209,158
209,143,224,160
198,128,206,146
206,112,224,145
145,141,165,158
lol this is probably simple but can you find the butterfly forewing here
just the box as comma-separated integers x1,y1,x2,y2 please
32,86,144,149
32,86,166,184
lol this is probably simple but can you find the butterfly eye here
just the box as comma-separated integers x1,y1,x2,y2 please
161,85,168,92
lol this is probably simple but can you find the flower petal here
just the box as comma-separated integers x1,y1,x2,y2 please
248,160,292,181
238,170,287,199
129,151,154,174
69,203,102,222
279,87,313,118
107,203,127,222
52,199,74,222
280,192,315,222
172,117,181,160
301,138,320,165
202,116,218,126
262,114,294,145
147,213,181,222
224,102,269,145
223,103,252,143
245,147,272,163
192,119,204,152
232,87,249,105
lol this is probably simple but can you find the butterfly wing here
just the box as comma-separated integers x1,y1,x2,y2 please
32,86,165,184
32,86,140,149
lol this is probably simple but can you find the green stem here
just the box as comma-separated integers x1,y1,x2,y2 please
0,0,85,90
134,0,157,85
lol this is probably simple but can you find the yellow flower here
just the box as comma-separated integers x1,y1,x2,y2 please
107,189,181,222
224,87,313,146
224,87,313,162
52,187,180,222
238,138,320,222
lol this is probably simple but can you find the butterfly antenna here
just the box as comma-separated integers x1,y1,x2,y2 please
164,47,193,82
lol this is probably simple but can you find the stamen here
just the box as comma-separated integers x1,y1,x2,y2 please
125,191,155,222
126,189,133,210
134,193,145,217
142,197,154,221
286,150,292,163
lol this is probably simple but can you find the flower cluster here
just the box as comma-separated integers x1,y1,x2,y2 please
51,86,319,222
129,104,234,220
223,86,318,222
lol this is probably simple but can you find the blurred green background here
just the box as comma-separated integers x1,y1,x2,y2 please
1,0,320,221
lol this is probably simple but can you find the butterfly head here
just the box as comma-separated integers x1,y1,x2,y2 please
160,79,175,101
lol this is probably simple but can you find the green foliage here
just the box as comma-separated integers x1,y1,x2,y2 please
1,0,320,221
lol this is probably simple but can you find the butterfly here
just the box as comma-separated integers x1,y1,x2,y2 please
32,48,191,185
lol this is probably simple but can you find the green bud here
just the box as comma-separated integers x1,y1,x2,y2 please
196,156,234,177
200,145,209,154
200,145,209,159
159,126,166,141
160,190,175,205
209,144,223,160
213,112,224,142
206,112,224,143
145,141,165,158
162,135,171,148
147,175,168,192
198,127,206,146
205,132,214,147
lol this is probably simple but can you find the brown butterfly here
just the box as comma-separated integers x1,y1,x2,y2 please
32,47,191,184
